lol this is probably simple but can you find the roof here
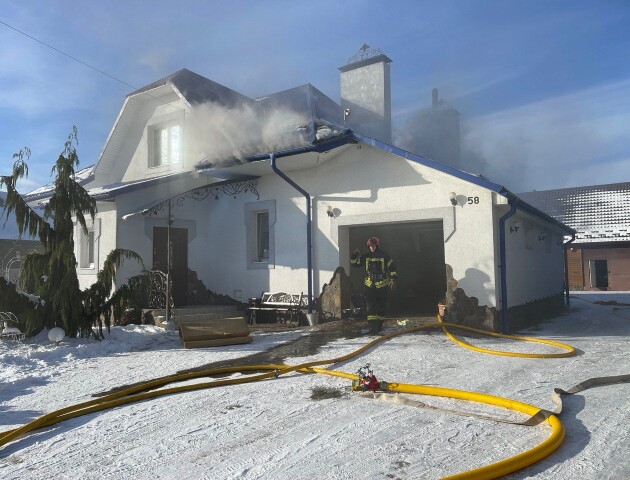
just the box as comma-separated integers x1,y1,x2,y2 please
195,83,346,169
128,68,251,108
518,182,630,243
23,164,95,202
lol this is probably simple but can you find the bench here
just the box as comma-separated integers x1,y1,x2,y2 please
246,292,308,326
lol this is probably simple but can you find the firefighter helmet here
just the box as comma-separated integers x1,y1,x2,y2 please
366,236,380,247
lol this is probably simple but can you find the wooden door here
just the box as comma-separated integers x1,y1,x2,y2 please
153,227,188,306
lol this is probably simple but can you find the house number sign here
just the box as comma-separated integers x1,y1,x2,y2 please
467,196,480,204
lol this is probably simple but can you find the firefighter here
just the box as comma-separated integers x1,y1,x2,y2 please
350,237,397,334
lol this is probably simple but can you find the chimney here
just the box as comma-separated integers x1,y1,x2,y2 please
432,88,439,108
338,45,392,143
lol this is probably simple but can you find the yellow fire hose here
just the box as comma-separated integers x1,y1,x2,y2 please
1,317,623,479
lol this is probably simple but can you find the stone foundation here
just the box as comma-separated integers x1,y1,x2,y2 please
318,267,353,322
505,294,565,331
444,264,566,332
445,264,499,332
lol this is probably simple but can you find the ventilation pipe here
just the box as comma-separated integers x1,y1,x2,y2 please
498,200,517,333
270,153,313,313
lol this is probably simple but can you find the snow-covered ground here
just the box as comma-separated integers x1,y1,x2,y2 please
1,292,629,479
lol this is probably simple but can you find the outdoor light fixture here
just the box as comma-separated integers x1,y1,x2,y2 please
449,192,458,206
48,326,66,346
510,222,520,233
326,205,334,218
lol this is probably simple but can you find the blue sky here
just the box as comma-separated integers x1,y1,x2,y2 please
1,0,630,199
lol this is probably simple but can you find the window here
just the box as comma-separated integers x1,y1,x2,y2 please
245,200,275,269
256,212,270,262
152,122,181,166
80,230,95,268
77,218,100,271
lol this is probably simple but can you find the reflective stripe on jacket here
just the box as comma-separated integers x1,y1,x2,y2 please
350,247,397,289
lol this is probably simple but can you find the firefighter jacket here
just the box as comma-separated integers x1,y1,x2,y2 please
350,247,397,288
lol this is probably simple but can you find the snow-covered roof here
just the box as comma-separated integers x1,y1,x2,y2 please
518,182,630,243
23,164,95,202
128,68,251,108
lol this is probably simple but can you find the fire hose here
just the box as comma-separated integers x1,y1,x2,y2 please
1,318,629,479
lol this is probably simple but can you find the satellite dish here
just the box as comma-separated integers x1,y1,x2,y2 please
48,327,66,345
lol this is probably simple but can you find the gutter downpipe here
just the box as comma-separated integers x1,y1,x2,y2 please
270,153,313,313
499,200,517,334
564,233,576,307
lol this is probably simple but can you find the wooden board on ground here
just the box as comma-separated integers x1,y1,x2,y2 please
178,317,252,349
181,335,253,349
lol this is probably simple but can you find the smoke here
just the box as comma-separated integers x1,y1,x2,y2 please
188,102,311,168
395,79,630,191
461,80,630,191
395,106,489,175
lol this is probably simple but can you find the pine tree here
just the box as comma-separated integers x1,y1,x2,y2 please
0,128,142,338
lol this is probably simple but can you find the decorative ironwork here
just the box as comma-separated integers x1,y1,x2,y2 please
147,270,174,310
1,241,24,287
144,179,259,217
347,44,383,64
0,312,25,341
264,292,308,307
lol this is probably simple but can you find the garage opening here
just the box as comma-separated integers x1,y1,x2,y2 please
348,221,446,316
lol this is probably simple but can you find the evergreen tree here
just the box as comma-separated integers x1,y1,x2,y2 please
0,128,142,338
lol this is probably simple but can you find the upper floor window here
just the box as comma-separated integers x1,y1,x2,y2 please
152,122,181,167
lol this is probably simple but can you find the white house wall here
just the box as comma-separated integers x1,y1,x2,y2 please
113,174,211,288
190,144,499,308
501,209,565,307
75,202,117,291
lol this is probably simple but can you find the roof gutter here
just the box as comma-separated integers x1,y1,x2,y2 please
501,190,575,236
270,153,313,313
564,233,576,307
498,200,517,334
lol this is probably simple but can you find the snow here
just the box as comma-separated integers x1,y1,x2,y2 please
1,292,629,479
24,165,94,199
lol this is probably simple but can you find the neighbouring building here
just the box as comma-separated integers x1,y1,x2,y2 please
24,46,574,332
519,182,630,291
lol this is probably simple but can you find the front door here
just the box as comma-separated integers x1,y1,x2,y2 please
153,227,188,306
589,260,608,289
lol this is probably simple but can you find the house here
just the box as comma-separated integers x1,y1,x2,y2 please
519,182,630,291
24,47,574,332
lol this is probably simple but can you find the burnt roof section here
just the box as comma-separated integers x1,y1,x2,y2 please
128,68,252,108
518,182,630,243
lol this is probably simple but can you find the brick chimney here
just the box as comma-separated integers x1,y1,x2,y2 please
339,45,392,143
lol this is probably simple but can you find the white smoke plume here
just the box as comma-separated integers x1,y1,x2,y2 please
188,102,311,168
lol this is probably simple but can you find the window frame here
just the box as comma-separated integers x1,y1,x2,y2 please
245,200,276,270
77,218,100,272
149,121,182,167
